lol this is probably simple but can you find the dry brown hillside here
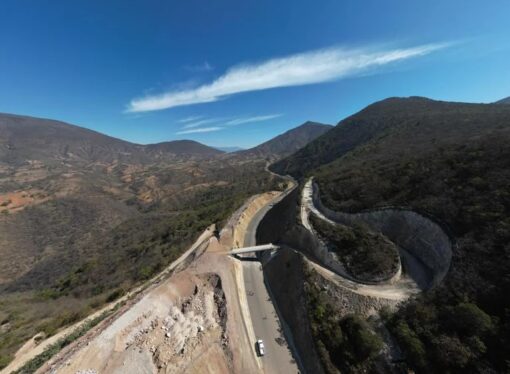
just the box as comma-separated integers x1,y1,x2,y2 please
0,113,283,368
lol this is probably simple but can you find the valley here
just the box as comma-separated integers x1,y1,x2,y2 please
1,96,509,374
2,1,509,372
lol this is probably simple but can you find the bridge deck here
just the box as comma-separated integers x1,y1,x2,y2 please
229,243,279,255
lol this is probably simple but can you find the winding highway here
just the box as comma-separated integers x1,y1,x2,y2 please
301,178,427,299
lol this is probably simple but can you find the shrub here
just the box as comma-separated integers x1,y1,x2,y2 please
452,302,493,337
342,315,383,361
432,335,473,369
309,214,399,282
392,320,426,369
105,288,125,303
0,354,12,370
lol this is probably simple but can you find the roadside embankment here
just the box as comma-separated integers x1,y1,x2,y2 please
264,248,325,374
2,226,215,374
232,192,279,248
220,192,279,250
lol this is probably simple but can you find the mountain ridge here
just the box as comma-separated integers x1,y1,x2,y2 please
495,96,510,104
238,121,332,159
145,139,224,156
0,113,223,165
271,96,510,177
270,96,510,373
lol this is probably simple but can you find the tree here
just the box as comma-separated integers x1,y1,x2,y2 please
432,335,473,369
393,320,427,369
452,302,493,337
343,315,383,361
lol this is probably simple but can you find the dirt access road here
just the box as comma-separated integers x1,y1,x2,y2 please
301,178,423,300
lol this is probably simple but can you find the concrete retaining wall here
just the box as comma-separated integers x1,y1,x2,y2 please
312,182,452,288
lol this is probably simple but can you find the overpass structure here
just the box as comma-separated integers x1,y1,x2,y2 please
229,243,279,255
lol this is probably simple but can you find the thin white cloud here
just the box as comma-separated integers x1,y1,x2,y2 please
183,118,223,128
176,113,281,136
178,115,203,123
176,126,223,134
226,113,283,126
127,42,451,112
184,61,214,72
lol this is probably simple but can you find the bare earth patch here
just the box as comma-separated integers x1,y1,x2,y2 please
45,271,232,374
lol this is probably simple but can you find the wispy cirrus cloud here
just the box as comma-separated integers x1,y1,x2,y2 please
176,126,223,134
184,61,214,72
226,113,283,126
127,42,451,112
175,113,280,135
182,118,224,129
178,115,203,123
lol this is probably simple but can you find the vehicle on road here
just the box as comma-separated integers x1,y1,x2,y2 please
256,339,265,356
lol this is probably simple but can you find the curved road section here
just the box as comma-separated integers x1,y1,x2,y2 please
301,178,423,301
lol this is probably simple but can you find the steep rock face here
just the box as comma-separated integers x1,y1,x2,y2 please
312,182,452,288
263,248,325,374
255,184,334,271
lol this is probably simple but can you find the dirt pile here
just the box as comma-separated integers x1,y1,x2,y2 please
46,272,232,374
122,274,229,373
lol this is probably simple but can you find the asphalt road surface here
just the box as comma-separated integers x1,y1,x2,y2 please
242,193,300,374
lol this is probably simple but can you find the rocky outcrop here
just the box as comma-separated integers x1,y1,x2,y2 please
306,262,398,318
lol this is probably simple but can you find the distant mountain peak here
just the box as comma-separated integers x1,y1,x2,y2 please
0,113,223,165
145,139,223,156
271,96,510,178
215,146,244,153
238,121,332,159
495,96,510,104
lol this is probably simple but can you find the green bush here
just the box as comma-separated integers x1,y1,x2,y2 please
304,274,383,373
105,288,125,303
0,354,12,370
392,320,426,368
36,288,61,300
343,315,383,361
309,214,399,282
451,302,493,337
432,335,473,369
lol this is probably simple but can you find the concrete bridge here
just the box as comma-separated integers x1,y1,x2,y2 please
229,243,279,255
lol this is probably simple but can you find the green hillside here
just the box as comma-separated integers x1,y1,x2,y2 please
272,97,510,373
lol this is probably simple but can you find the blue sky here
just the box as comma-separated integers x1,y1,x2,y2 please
1,1,509,148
